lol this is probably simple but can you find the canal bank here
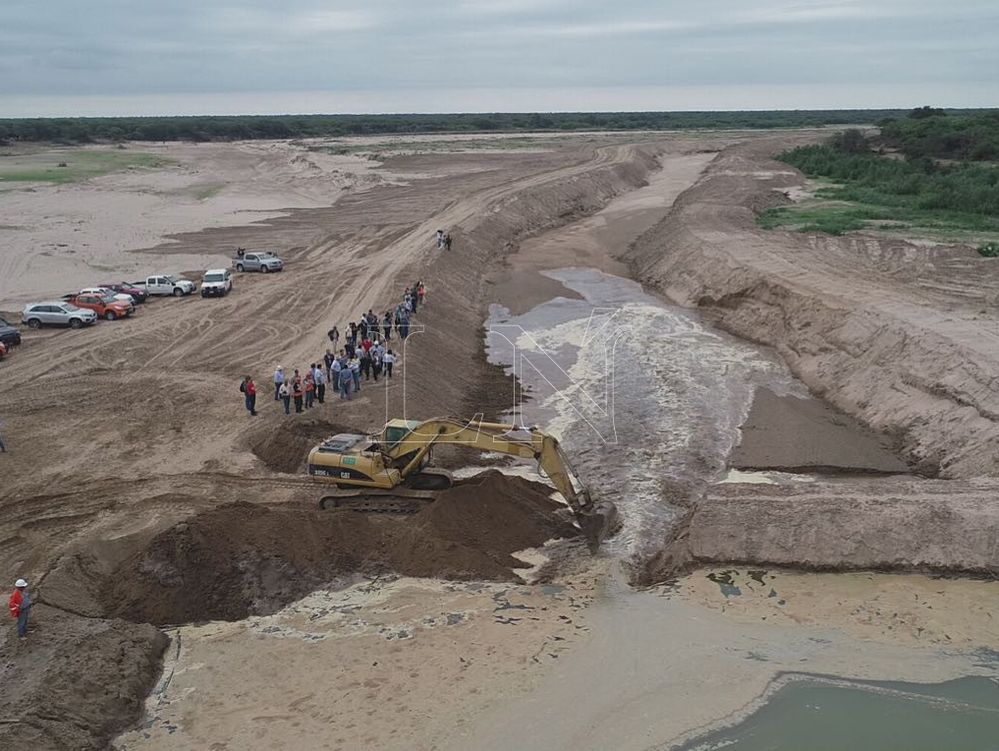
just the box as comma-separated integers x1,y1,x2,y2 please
468,150,999,749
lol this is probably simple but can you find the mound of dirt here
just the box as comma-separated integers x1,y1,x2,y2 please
248,418,358,473
102,471,576,625
0,607,166,751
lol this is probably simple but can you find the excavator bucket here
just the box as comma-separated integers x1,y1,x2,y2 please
576,490,621,550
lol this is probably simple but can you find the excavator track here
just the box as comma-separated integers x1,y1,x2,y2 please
318,470,453,514
319,488,439,514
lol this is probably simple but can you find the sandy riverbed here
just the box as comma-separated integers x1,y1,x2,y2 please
0,132,997,750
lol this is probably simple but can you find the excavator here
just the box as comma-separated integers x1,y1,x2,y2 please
307,417,619,546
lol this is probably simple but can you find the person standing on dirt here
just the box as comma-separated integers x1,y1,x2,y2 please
371,346,383,382
9,579,30,640
338,364,353,400
327,326,340,350
331,355,342,388
304,370,316,409
0,419,6,453
241,376,258,416
272,366,285,401
314,364,327,404
410,283,420,314
417,281,426,307
382,311,393,341
350,356,362,392
292,372,304,413
444,233,453,251
359,348,372,381
436,229,444,249
279,381,291,415
383,349,396,379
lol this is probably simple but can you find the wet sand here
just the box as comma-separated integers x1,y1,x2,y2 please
445,567,999,751
731,387,909,474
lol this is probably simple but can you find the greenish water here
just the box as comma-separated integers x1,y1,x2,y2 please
680,676,999,751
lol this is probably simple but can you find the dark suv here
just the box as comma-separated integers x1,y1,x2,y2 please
0,316,21,348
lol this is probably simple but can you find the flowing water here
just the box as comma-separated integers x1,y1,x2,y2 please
483,266,999,749
486,266,804,560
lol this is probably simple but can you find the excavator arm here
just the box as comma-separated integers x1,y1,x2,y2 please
383,417,619,545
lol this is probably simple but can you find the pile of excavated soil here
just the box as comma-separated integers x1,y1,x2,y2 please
248,418,358,474
102,471,575,625
0,607,167,751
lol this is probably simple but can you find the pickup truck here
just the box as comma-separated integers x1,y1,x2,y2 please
133,275,197,297
234,251,283,273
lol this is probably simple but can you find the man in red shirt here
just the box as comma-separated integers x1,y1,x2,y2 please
241,376,258,416
9,579,30,640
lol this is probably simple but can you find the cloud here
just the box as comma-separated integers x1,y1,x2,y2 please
200,6,378,39
0,0,996,112
539,19,698,37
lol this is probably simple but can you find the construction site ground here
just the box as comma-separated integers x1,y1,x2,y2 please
2,131,999,749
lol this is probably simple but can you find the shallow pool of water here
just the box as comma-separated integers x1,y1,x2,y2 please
677,676,999,751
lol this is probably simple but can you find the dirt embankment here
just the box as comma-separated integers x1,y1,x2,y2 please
0,612,166,751
661,478,999,576
97,472,575,625
627,137,999,480
627,136,999,581
396,144,660,423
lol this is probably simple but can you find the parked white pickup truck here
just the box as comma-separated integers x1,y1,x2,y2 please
133,275,197,297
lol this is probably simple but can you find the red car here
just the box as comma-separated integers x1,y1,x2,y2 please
0,341,7,359
65,293,133,321
98,282,148,303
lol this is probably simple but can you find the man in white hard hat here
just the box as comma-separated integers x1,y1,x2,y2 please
8,578,30,640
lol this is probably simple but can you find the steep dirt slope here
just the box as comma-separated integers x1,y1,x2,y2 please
628,137,999,479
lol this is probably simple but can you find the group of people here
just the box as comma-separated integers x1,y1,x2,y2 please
239,281,427,416
435,229,453,251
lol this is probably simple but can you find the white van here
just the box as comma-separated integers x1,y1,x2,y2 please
201,268,233,297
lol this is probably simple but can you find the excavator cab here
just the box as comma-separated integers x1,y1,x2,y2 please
308,433,399,488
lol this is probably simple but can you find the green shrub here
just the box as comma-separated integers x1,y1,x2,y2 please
978,242,999,257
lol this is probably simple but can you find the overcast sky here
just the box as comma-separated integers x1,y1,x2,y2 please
2,0,997,116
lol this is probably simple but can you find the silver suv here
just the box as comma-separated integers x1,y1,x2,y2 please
23,301,98,329
234,251,283,273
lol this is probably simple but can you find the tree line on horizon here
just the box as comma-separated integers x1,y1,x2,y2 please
1,108,994,144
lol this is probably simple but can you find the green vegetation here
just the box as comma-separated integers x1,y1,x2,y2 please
979,242,999,258
1,109,994,145
760,109,999,242
0,149,171,183
879,111,999,161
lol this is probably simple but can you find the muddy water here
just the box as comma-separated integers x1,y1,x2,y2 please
482,266,999,750
486,266,804,560
678,676,999,751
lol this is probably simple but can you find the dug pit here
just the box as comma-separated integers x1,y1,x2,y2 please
248,418,358,474
99,471,578,625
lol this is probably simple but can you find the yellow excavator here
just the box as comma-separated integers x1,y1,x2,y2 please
307,417,619,546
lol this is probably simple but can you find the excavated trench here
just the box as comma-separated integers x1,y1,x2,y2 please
51,472,576,627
